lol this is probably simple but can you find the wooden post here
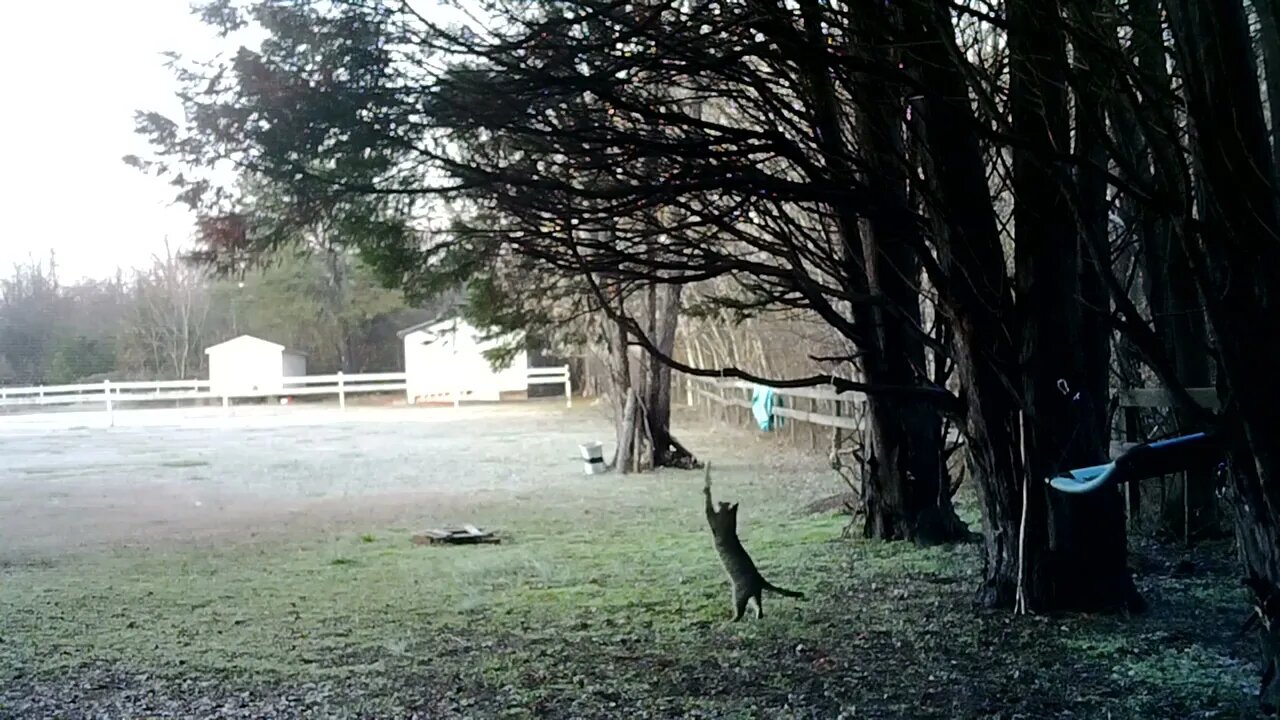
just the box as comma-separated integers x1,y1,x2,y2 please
338,371,346,412
563,365,572,409
685,375,693,406
1184,472,1191,547
787,393,797,443
808,397,818,449
1015,409,1029,615
452,320,461,408
833,399,843,455
222,394,230,416
104,379,114,427
1124,404,1140,529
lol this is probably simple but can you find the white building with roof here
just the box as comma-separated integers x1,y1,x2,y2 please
398,317,529,403
205,334,307,396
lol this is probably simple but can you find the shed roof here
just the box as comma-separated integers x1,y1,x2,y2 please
205,334,308,357
397,314,466,340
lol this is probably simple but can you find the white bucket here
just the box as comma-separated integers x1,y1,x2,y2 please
580,441,607,475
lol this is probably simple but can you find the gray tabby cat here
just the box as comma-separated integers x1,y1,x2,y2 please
703,463,804,621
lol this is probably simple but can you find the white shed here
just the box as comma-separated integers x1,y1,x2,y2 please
205,334,308,396
399,317,528,403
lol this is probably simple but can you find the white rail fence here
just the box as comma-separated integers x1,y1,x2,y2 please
405,366,572,409
0,365,573,424
682,376,872,452
686,376,863,430
685,375,1219,457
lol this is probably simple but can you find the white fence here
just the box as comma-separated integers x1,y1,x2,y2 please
685,375,1219,458
0,365,573,425
404,365,572,408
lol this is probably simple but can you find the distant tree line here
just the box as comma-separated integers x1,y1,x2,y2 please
0,247,433,386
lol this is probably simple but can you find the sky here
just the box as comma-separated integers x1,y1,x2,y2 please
0,1,236,283
0,1,481,284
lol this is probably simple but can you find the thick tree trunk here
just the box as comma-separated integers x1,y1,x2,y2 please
903,3,1028,606
643,284,698,469
906,0,1137,610
791,0,966,544
1072,0,1112,462
852,13,968,544
606,295,643,473
1008,0,1139,612
1167,0,1280,705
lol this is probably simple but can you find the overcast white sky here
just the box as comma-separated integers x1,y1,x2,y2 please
0,1,481,284
0,1,238,282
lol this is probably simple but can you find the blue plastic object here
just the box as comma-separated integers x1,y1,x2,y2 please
1048,463,1118,494
1048,464,1119,494
1047,432,1223,494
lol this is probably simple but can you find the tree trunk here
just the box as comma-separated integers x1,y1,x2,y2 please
851,10,968,544
643,284,698,469
903,2,1028,606
791,0,966,544
1114,0,1223,541
906,0,1138,610
616,386,638,473
606,292,642,472
1256,0,1280,170
1008,0,1138,612
1071,0,1114,463
1166,0,1280,704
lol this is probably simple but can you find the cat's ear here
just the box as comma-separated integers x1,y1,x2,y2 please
730,503,739,512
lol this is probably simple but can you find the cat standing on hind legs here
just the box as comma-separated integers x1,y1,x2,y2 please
703,463,804,621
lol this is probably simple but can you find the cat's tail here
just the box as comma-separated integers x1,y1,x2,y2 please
763,580,805,599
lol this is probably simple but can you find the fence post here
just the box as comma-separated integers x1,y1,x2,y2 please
1123,404,1140,529
222,393,229,416
686,376,694,406
338,371,346,412
563,365,572,409
104,379,114,427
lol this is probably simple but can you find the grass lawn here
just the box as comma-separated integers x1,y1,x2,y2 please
0,416,1264,718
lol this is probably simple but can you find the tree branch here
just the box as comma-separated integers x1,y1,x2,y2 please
578,266,964,416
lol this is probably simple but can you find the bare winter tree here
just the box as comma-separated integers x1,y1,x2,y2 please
122,240,211,380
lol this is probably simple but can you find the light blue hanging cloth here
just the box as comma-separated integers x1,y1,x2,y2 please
750,384,783,431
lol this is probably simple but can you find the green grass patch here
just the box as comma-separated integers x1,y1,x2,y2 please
0,455,1262,718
